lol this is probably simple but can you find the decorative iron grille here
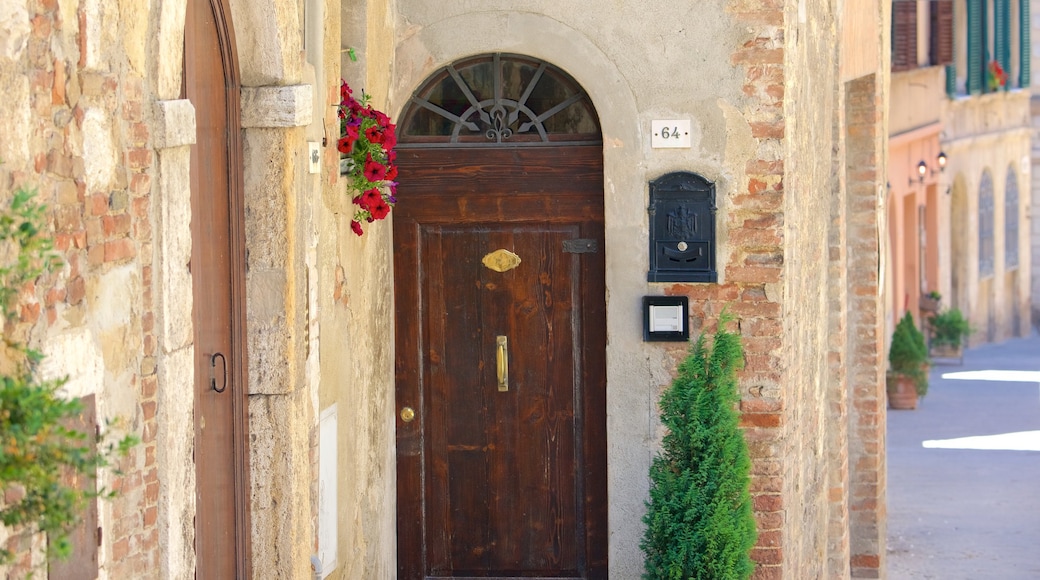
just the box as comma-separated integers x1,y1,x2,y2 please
399,53,600,146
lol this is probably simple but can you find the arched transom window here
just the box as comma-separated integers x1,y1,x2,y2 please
979,170,995,277
399,53,600,146
1005,165,1019,269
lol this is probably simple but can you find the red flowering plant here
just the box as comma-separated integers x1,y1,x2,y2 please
987,60,1008,92
337,80,398,236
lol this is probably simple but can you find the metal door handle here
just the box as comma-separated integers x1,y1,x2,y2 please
211,352,227,393
496,336,508,392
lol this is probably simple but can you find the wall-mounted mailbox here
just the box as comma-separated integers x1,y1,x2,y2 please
647,172,717,283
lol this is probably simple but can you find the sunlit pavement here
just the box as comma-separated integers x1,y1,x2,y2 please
886,330,1040,579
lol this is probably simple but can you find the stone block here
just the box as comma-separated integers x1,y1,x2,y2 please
152,99,196,149
156,147,193,352
241,84,313,128
156,346,196,580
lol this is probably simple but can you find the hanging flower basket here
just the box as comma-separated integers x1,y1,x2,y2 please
337,80,398,236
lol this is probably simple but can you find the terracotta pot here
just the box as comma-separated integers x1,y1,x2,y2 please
930,343,963,359
920,296,940,313
887,373,918,410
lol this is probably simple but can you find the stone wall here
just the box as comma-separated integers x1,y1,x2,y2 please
0,0,161,575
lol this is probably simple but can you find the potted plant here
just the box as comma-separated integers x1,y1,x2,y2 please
929,307,972,360
920,290,941,313
887,312,929,410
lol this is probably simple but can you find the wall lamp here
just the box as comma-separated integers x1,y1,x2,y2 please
914,160,927,184
936,151,947,172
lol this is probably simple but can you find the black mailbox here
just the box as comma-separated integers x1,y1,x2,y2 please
647,172,717,283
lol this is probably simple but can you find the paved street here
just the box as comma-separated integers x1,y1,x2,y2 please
887,330,1040,579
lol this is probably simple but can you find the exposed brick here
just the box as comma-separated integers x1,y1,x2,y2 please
740,412,783,428
102,214,132,237
750,546,783,565
753,493,783,512
103,238,136,262
127,148,152,171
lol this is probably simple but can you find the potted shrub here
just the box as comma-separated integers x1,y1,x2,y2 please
641,314,756,579
887,312,929,410
929,308,972,361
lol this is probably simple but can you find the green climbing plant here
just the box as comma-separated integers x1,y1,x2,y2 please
641,313,757,580
0,187,135,565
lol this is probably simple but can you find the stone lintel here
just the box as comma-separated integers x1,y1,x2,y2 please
241,85,313,128
153,99,197,149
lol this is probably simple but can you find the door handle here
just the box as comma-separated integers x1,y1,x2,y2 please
496,335,508,392
211,352,227,393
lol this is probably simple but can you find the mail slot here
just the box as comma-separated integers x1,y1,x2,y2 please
647,171,717,282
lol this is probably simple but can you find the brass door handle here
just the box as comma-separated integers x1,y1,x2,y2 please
496,335,508,392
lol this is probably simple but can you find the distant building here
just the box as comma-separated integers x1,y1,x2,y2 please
890,0,1033,342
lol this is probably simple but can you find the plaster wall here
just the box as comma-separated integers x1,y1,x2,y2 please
942,91,1032,342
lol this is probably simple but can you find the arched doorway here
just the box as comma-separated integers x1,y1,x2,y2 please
393,54,607,579
184,0,251,576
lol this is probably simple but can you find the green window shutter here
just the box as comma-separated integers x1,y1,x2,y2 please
994,0,1010,88
967,0,984,94
1021,0,1031,86
946,64,957,96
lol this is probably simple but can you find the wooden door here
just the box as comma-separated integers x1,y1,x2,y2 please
395,147,607,579
185,0,251,577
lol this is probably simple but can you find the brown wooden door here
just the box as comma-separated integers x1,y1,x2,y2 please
395,147,607,579
185,0,250,577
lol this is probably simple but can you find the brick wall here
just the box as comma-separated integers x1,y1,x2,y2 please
846,74,887,579
2,1,158,575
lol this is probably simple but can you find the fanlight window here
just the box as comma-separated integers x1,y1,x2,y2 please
399,53,600,146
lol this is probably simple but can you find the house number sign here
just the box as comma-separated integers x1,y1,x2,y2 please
651,119,691,148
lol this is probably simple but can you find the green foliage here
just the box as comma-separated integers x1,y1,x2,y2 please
0,188,136,565
888,312,929,397
641,314,757,580
929,308,972,349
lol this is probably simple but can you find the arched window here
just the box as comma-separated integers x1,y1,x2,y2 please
1005,166,1019,268
399,53,600,146
979,170,995,277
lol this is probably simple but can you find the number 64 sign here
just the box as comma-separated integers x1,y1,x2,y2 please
651,119,692,149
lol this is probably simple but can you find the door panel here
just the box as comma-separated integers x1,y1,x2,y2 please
395,146,606,579
185,0,250,576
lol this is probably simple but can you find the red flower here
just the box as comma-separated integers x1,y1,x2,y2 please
364,125,384,144
350,220,364,236
363,154,387,182
382,124,397,150
385,164,398,181
362,188,382,208
370,198,391,220
337,136,353,154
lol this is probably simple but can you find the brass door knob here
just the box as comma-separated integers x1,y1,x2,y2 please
400,407,415,422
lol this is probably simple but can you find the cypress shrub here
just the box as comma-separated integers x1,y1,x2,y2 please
641,315,757,580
